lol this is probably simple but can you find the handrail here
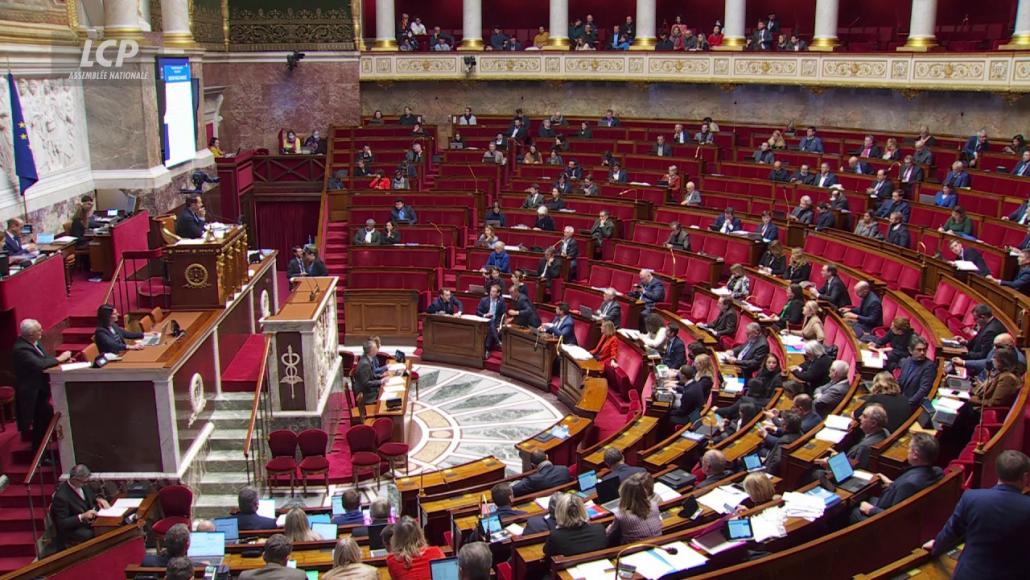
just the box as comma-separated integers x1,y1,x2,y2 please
243,335,273,461
101,258,125,305
23,412,62,486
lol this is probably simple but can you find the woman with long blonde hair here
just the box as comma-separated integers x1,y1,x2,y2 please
283,507,322,543
385,516,445,579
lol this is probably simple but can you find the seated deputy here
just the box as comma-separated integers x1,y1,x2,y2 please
94,304,144,355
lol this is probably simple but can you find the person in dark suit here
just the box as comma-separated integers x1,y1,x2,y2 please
703,297,738,341
886,212,911,248
507,119,528,141
697,450,733,488
664,221,691,250
541,303,577,346
1005,200,1030,224
608,162,628,183
1011,150,1030,177
788,196,814,224
670,365,707,425
543,494,607,558
842,281,882,336
960,305,1005,361
662,323,687,370
815,162,838,188
523,492,561,534
352,219,382,245
791,341,833,394
709,208,742,233
875,190,911,222
854,136,882,159
239,534,306,580
390,199,417,224
558,226,580,278
850,433,943,523
724,323,769,378
533,206,555,231
175,195,206,239
330,489,365,526
798,127,823,153
302,246,328,276
992,248,1030,293
351,498,391,539
489,483,526,523
627,269,666,315
791,164,817,186
817,265,851,308
756,212,780,243
769,161,791,182
949,239,990,277
285,246,306,277
866,170,893,200
233,487,278,531
512,451,572,496
52,464,110,548
961,129,988,167
476,285,506,353
652,135,672,156
813,204,836,231
141,523,190,567
846,156,873,175
12,319,71,452
507,288,541,328
749,19,772,50
427,288,462,316
896,337,935,406
601,448,645,483
929,450,1030,580
94,304,144,355
589,288,622,328
943,161,972,188
763,411,803,476
536,247,563,285
353,341,384,403
752,142,774,164
899,155,924,189
599,109,620,127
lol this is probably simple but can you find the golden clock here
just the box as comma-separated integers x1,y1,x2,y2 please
184,263,210,288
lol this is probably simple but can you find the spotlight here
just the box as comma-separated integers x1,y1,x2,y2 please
287,51,306,71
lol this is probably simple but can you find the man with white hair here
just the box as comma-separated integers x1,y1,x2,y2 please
558,225,579,279
533,205,555,231
593,288,622,327
724,322,769,378
12,319,71,452
813,359,851,416
788,195,814,224
628,269,665,314
952,332,1026,379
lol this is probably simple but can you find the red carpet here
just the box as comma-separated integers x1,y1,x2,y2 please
327,421,355,483
0,427,58,573
221,334,269,392
594,398,634,442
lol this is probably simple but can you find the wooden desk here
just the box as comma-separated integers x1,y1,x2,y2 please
574,377,607,418
343,289,420,346
165,225,249,308
394,456,506,516
853,548,958,580
516,415,592,470
421,313,489,369
581,415,659,469
48,254,277,477
558,348,603,410
262,276,342,415
501,325,558,391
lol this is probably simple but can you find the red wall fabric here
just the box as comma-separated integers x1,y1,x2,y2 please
49,535,145,580
254,199,320,269
364,0,1015,39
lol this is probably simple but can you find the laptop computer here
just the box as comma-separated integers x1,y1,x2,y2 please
917,398,937,429
468,284,486,295
141,327,163,346
307,513,331,526
576,470,598,497
479,513,510,542
257,499,276,520
828,452,867,493
368,523,388,557
595,474,621,510
187,532,226,566
726,517,754,541
35,233,55,244
430,557,460,580
330,495,344,517
311,522,338,540
212,517,239,544
741,453,764,473
577,305,594,318
945,375,972,392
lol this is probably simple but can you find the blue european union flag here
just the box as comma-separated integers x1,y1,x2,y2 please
7,73,38,195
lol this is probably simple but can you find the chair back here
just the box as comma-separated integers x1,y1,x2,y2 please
371,418,393,445
297,429,329,458
346,424,378,453
157,485,193,519
268,429,298,458
80,343,99,363
151,307,165,323
356,392,368,423
139,316,154,332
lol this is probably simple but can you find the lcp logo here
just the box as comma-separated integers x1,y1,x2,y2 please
79,38,140,68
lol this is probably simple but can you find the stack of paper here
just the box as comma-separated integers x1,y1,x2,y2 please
824,415,853,431
566,559,614,579
722,376,746,393
933,397,965,413
459,314,490,322
652,481,680,502
561,344,594,361
618,328,642,341
750,506,788,542
782,491,826,520
55,235,78,243
96,497,144,518
712,287,731,297
698,485,749,514
815,427,848,443
742,302,764,313
953,260,980,272
60,362,91,372
620,542,709,579
861,349,885,369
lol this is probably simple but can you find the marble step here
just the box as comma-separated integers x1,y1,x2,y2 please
202,450,251,472
195,471,255,496
208,428,251,451
215,393,258,412
192,494,240,520
209,409,257,430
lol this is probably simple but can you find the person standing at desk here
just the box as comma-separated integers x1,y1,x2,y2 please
353,341,384,403
540,302,577,346
477,285,506,356
95,304,144,355
302,246,328,276
286,246,305,278
13,319,71,452
69,195,100,244
175,195,206,239
4,217,36,260
507,286,540,328
391,199,417,225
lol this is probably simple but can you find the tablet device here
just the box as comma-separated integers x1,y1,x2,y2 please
726,518,753,540
594,475,621,505
368,523,387,550
679,496,701,519
331,495,344,516
311,522,338,540
828,452,854,484
430,557,460,580
578,470,598,493
308,513,331,525
742,452,764,472
479,514,502,536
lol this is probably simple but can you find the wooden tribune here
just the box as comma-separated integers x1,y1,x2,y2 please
558,348,603,410
420,313,489,369
501,324,558,391
342,289,420,345
165,225,249,309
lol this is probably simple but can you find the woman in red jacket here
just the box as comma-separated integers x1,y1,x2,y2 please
386,516,445,580
591,320,620,367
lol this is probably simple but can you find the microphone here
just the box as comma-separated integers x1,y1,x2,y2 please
694,145,701,159
467,164,479,194
614,543,680,578
429,222,443,247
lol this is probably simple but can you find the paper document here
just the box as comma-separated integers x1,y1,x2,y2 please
697,485,749,514
618,328,642,340
566,559,614,579
823,415,852,431
722,376,746,393
60,362,91,371
712,287,731,297
96,497,144,518
505,523,524,537
560,344,593,361
933,397,965,412
953,260,980,272
55,236,78,243
782,491,826,520
620,542,708,579
861,349,885,369
459,314,490,322
815,427,848,443
652,481,680,503
781,334,804,347
750,506,788,542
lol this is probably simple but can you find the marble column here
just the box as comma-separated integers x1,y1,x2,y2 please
1002,0,1030,49
898,0,938,51
459,0,484,50
717,0,747,50
545,0,570,50
161,0,194,47
629,0,657,50
810,0,839,51
103,0,143,40
371,0,397,51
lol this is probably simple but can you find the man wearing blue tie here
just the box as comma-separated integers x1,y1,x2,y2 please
540,303,577,346
756,211,779,242
476,285,507,355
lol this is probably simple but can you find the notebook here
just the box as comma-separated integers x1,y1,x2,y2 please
742,453,764,473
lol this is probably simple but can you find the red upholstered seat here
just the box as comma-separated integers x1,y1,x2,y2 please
152,485,192,538
266,457,297,471
266,429,298,496
347,425,381,486
351,451,381,466
298,428,330,494
379,442,409,456
152,516,190,535
299,456,329,470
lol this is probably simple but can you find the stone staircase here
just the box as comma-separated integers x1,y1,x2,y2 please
190,392,264,519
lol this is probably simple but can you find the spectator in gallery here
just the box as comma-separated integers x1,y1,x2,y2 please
369,171,390,190
708,24,724,47
533,26,550,48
